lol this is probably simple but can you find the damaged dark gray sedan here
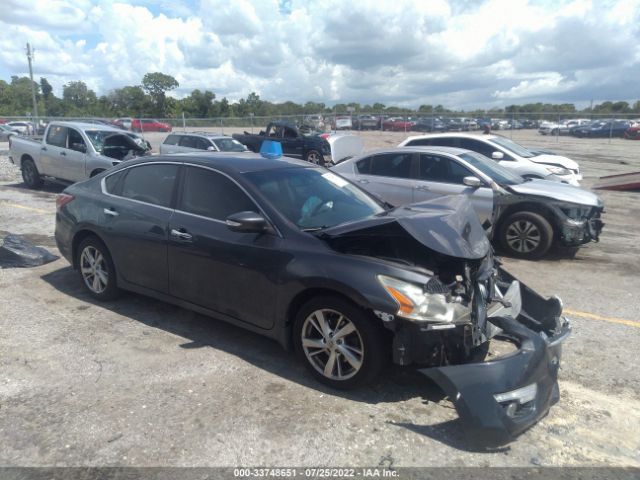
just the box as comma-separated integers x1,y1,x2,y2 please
55,153,571,444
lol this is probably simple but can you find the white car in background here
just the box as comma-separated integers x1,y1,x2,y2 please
539,119,590,135
6,121,35,135
398,133,582,185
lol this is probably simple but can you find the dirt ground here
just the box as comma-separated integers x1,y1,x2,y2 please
0,129,639,467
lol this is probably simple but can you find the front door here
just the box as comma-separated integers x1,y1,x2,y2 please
167,165,286,329
414,153,494,225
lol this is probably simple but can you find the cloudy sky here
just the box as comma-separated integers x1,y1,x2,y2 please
0,0,638,109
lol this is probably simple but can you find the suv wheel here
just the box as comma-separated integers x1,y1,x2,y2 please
499,211,554,259
294,296,385,390
77,237,120,301
21,158,44,189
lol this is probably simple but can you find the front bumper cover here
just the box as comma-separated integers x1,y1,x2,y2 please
419,269,571,445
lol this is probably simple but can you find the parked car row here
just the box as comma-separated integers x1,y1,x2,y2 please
539,118,640,138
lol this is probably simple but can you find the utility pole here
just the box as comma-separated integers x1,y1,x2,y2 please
26,43,39,134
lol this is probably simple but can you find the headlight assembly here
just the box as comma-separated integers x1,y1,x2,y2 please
544,165,571,176
377,275,470,323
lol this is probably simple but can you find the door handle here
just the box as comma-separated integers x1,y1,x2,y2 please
103,208,118,217
170,229,193,241
415,185,430,191
41,146,47,151
357,179,369,184
60,151,66,156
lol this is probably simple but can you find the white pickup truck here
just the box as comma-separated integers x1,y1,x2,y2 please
9,121,151,188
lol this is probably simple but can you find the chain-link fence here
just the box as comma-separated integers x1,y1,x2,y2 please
2,112,639,144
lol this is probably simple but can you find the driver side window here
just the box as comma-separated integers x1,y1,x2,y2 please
67,128,86,152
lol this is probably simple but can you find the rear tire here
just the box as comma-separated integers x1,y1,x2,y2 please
21,158,44,189
293,295,386,390
76,236,120,301
304,149,324,166
498,211,554,259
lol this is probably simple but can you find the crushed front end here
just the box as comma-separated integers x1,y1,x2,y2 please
379,257,571,445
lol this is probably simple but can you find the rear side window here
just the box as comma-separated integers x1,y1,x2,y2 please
46,126,68,147
119,164,179,207
194,137,212,150
370,153,413,179
178,136,197,148
163,134,179,145
428,137,457,147
105,170,127,195
179,166,257,221
355,156,371,174
459,138,498,158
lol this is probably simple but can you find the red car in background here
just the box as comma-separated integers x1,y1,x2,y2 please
382,117,415,131
131,118,172,132
624,125,640,140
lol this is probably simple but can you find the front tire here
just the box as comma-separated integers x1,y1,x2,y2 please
293,296,386,390
76,237,120,301
21,158,44,189
499,211,554,259
304,149,324,166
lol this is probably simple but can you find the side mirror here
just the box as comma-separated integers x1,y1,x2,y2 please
206,145,216,151
463,176,482,188
71,143,87,153
226,211,269,234
491,151,504,160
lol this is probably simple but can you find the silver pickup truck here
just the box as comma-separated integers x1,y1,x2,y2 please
9,121,151,188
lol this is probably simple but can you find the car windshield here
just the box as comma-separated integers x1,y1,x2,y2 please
459,152,524,185
85,130,134,152
246,167,385,230
489,136,535,158
213,138,247,152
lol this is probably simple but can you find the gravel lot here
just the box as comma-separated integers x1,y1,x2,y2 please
0,130,639,467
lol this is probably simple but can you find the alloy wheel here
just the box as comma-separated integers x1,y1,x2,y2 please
301,309,364,381
306,151,321,165
80,246,109,294
505,220,541,253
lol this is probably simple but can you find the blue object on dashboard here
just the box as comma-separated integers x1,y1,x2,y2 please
260,140,283,159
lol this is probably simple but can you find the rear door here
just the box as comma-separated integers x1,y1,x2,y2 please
167,165,284,329
414,153,493,224
353,152,415,206
100,163,179,293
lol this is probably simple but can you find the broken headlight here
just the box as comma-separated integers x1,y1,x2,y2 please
377,275,469,323
560,204,592,220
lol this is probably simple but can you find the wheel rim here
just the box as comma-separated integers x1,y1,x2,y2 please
80,246,109,294
505,220,541,253
23,163,35,184
301,309,364,381
306,151,321,165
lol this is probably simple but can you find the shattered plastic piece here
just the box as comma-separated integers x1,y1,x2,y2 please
0,234,58,268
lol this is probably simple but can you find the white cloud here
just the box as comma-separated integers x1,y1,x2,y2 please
0,0,637,108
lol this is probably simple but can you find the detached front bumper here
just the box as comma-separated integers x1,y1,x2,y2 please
413,267,571,445
421,315,570,445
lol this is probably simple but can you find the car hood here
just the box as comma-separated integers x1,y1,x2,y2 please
508,179,601,206
529,154,579,170
319,195,490,260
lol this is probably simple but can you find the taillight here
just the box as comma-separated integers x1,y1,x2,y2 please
56,193,75,211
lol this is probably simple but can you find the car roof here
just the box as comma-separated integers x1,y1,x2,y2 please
123,153,313,174
404,132,498,141
356,146,470,157
51,121,122,131
168,132,232,140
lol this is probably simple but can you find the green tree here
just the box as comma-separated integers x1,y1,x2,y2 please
62,81,97,111
108,86,148,115
141,72,179,117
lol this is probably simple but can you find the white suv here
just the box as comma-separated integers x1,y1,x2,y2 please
399,133,581,185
